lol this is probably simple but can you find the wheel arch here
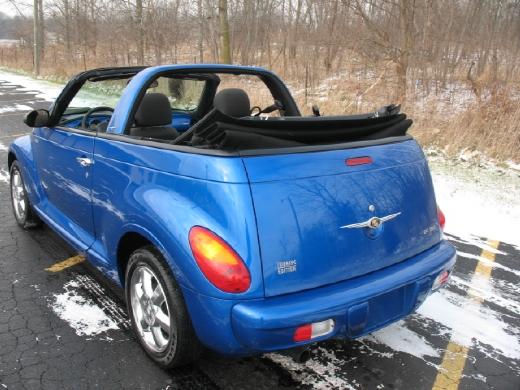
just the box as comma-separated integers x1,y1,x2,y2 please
116,231,153,287
8,151,17,169
115,226,184,289
7,135,44,206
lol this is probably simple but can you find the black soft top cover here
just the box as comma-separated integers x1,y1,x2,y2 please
190,106,412,151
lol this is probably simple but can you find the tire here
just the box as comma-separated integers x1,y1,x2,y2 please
125,246,202,368
10,161,41,229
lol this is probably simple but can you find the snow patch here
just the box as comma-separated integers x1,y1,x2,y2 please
417,289,520,361
0,69,115,108
0,169,9,184
0,142,8,151
365,321,440,359
0,103,33,114
0,69,63,102
266,351,359,389
506,160,520,172
450,274,520,316
456,250,520,278
448,236,506,255
430,159,520,248
50,279,118,337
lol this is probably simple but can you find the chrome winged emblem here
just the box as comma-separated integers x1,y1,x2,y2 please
340,212,401,230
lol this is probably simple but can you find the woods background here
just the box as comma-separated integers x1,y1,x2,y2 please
0,0,519,162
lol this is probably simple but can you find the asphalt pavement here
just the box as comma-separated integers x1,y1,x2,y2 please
0,76,519,389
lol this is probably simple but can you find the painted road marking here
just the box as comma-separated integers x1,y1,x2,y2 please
431,239,500,390
45,255,85,272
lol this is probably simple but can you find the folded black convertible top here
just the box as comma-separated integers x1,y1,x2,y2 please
189,106,413,151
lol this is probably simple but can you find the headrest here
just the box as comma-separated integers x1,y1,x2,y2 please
214,88,251,117
134,93,172,127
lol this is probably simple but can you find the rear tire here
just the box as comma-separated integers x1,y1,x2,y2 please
125,246,202,368
10,161,41,229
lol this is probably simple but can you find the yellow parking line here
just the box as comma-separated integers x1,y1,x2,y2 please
474,240,500,279
45,255,85,272
432,239,500,390
432,342,470,389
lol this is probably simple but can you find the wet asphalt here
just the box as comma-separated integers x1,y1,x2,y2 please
0,77,519,389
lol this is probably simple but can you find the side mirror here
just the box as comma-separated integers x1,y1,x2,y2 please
23,109,51,128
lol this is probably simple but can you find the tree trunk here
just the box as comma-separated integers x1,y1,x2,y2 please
198,0,204,62
33,0,41,75
396,0,414,104
218,0,232,64
64,0,71,53
136,0,144,64
38,0,44,53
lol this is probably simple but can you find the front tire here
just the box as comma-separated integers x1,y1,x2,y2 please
125,246,202,368
10,161,41,229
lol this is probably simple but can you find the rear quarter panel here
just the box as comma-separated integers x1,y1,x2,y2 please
90,137,264,299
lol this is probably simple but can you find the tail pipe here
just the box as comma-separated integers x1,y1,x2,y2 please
281,346,312,364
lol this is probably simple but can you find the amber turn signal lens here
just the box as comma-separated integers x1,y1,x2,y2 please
189,226,251,293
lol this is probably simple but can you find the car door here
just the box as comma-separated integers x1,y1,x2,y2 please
30,69,140,251
32,126,95,251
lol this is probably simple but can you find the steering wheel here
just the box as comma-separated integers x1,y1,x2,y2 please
81,106,114,130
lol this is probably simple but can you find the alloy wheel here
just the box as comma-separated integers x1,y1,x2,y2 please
11,168,27,222
129,265,172,353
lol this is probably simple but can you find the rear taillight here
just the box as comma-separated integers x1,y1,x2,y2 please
432,270,450,290
293,319,335,342
437,206,446,231
188,226,251,293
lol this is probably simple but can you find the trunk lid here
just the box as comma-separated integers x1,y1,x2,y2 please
242,139,442,297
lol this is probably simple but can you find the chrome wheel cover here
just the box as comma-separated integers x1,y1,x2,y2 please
11,169,27,222
130,265,172,353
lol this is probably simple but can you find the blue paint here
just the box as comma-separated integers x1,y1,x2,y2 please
8,64,456,356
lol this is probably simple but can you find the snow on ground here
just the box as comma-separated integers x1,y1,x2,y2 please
49,278,119,337
0,103,33,114
0,69,64,102
429,153,520,248
0,142,7,151
456,250,519,277
267,351,359,390
419,286,520,359
366,321,440,359
357,157,520,373
0,69,119,108
0,169,9,184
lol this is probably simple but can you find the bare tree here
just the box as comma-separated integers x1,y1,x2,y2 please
218,0,232,64
32,0,41,75
396,0,414,104
136,0,144,64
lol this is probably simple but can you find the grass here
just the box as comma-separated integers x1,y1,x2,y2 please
1,52,518,163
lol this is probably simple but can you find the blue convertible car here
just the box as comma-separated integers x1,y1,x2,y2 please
9,65,456,367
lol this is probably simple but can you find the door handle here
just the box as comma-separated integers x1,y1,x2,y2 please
76,157,93,167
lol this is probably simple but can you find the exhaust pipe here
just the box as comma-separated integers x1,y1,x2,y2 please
282,346,312,363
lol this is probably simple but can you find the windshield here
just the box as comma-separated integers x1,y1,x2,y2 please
65,79,129,113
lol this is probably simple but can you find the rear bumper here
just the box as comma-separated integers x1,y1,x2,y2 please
183,241,456,355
